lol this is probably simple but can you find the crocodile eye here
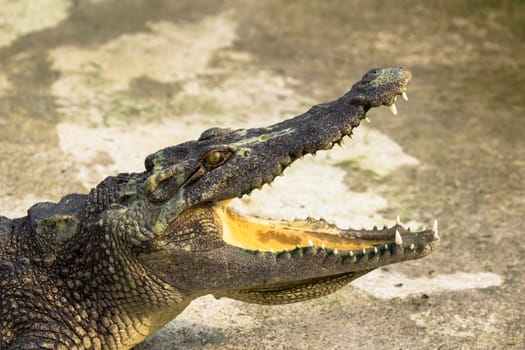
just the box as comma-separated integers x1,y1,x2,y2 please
207,152,223,165
203,150,231,168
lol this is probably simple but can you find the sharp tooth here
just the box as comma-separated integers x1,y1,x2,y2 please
389,103,398,115
395,230,403,245
409,243,415,250
432,219,439,239
321,242,325,249
402,91,408,101
307,239,314,247
396,216,402,226
349,251,354,256
365,117,371,123
394,95,398,102
333,248,339,255
373,247,378,254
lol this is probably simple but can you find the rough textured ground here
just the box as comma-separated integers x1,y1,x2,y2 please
0,1,524,349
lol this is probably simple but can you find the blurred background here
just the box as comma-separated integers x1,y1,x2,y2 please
0,1,523,349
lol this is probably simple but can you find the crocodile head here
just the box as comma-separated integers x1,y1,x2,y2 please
116,67,439,304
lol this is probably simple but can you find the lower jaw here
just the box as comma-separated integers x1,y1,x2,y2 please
224,270,370,305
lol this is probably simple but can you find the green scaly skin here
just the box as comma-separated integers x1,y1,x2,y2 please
0,67,439,349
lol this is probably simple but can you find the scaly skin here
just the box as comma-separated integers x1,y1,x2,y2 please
0,67,439,349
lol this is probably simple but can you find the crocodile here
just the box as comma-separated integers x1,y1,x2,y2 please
0,67,439,350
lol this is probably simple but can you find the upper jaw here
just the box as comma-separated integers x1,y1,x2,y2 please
230,68,412,196
143,67,413,209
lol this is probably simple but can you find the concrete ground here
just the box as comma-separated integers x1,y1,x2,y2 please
0,1,523,349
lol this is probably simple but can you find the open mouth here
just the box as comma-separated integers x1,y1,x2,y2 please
214,86,439,257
